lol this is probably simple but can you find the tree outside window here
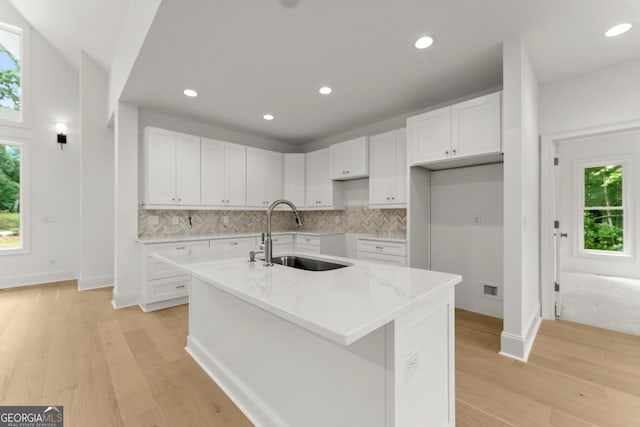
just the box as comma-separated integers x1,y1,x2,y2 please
583,165,624,252
0,142,20,248
0,24,21,122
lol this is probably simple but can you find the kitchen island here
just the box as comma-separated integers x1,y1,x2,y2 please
154,250,461,427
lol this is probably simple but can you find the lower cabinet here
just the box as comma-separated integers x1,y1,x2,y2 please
356,238,407,266
294,234,344,257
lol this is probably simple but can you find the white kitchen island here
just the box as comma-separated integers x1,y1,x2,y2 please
154,251,461,427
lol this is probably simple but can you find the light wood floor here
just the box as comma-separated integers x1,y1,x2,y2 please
1,281,639,426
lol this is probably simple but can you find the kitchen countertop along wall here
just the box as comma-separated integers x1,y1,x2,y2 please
139,207,406,239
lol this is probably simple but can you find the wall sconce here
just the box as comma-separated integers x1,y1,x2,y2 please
56,123,67,150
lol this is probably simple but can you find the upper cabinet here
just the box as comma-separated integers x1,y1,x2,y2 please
306,148,344,209
369,128,406,208
201,139,246,207
143,127,201,207
329,136,369,180
246,147,284,208
284,153,305,207
407,92,502,169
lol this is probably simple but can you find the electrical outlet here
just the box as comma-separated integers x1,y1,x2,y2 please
148,215,159,225
49,259,56,266
222,216,229,225
472,215,482,225
172,216,180,225
404,350,419,381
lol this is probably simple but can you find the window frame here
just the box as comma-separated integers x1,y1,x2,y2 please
575,156,633,259
0,137,29,255
0,17,29,128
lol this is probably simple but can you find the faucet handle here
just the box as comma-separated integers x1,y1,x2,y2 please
261,232,266,244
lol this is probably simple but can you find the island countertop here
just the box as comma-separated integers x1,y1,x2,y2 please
153,251,461,345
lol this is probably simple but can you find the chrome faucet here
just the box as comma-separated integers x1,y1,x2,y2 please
263,199,302,266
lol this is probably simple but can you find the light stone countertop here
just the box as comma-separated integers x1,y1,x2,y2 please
138,231,345,245
153,250,461,345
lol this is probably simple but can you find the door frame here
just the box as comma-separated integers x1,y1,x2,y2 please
540,119,640,320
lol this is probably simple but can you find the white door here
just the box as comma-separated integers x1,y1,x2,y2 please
393,129,407,204
284,153,305,207
145,128,176,205
306,150,322,207
329,142,348,179
557,129,640,334
201,138,226,206
225,143,247,206
264,151,284,205
407,106,451,165
346,137,368,178
451,92,501,158
246,147,267,207
175,133,201,205
318,148,334,206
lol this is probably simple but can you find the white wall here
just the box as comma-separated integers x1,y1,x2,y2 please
79,52,114,290
431,164,504,318
500,38,542,361
108,0,161,120
540,58,640,136
0,2,80,287
139,109,300,153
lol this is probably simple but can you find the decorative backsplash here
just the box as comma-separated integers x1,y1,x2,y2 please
139,206,406,239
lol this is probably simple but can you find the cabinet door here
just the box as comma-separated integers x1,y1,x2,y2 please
318,148,334,206
284,153,305,207
393,129,407,204
176,133,201,205
145,127,176,205
306,150,322,207
246,148,267,207
369,130,396,205
346,136,368,178
200,138,226,206
452,92,501,158
264,151,284,205
329,143,348,180
407,106,451,165
225,143,247,206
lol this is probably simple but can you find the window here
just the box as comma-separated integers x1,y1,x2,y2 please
0,141,21,250
580,163,628,254
0,23,22,123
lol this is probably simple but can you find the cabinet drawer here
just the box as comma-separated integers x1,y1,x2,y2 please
296,235,320,246
357,240,406,257
271,234,293,245
295,243,321,254
145,241,209,279
146,276,189,304
357,251,407,266
210,237,257,258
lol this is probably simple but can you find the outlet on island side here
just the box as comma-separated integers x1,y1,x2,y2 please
172,216,180,225
222,216,229,225
404,350,419,381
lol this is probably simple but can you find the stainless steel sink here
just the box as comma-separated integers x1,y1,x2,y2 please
271,256,350,271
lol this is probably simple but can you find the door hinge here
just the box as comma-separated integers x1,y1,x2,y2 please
554,281,560,292
554,157,559,166
554,220,560,229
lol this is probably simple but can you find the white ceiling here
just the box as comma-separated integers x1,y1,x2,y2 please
7,0,130,71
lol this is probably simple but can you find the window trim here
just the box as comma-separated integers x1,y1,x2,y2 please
0,17,29,128
575,156,633,259
0,137,29,255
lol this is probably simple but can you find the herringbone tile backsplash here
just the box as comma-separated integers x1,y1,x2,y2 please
139,207,406,238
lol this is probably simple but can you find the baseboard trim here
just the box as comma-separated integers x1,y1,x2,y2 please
139,296,188,312
500,304,542,362
0,271,78,289
111,292,138,309
78,275,113,291
186,335,287,427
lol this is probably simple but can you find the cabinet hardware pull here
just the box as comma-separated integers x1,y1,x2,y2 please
230,242,239,245
376,246,384,250
176,247,186,250
445,150,449,156
452,149,457,155
176,285,186,289
391,197,395,200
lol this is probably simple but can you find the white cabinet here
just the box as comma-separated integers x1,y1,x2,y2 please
357,238,407,266
201,139,246,207
306,148,344,209
247,148,284,208
329,136,368,180
407,92,501,168
143,127,201,206
284,153,305,207
294,233,344,256
271,234,294,255
369,128,407,208
210,237,257,258
141,240,210,310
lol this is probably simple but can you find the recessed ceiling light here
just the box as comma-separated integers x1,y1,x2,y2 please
414,36,434,49
605,23,632,37
183,89,198,97
263,114,275,121
319,86,333,95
